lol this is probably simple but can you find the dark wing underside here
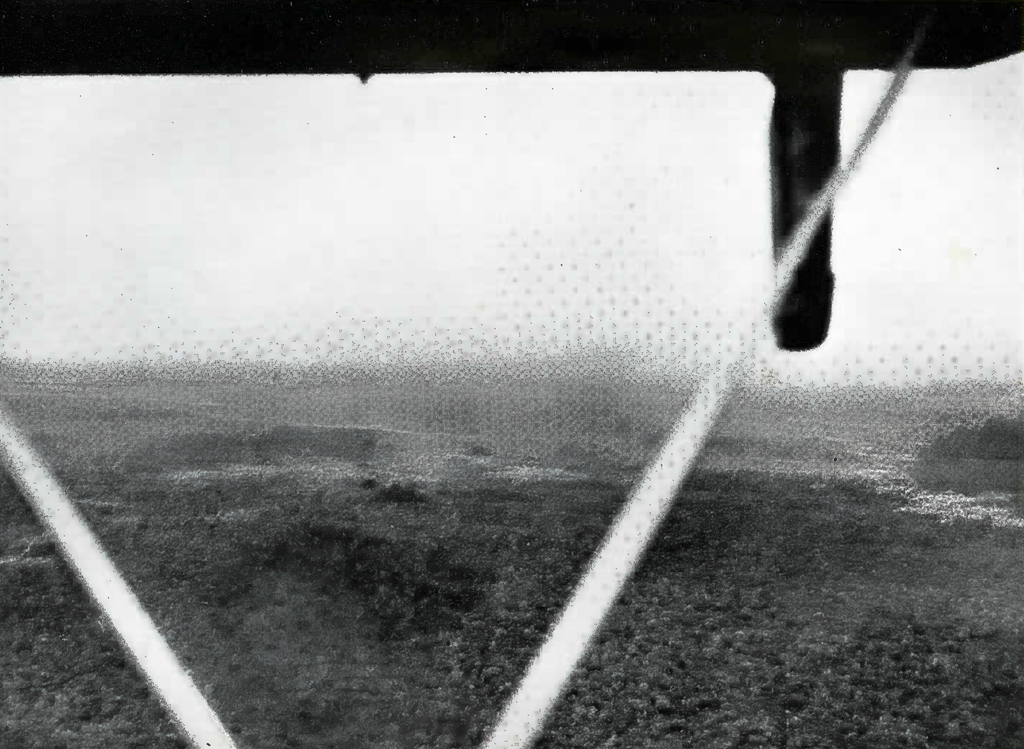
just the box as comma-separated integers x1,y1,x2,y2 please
2,1,1021,77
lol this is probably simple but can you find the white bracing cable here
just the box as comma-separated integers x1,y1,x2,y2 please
0,410,239,749
483,24,928,749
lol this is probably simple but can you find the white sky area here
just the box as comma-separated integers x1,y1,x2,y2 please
1,55,1021,387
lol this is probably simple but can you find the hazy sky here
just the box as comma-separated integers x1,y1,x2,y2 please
1,54,1020,387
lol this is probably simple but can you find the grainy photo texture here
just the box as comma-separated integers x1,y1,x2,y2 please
0,4,1021,749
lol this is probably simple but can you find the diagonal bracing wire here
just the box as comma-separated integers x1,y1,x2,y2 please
483,22,929,749
0,409,239,749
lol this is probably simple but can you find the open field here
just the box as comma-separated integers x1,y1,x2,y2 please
1,378,1021,748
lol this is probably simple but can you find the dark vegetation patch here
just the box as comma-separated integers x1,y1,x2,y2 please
231,522,493,641
923,415,1023,462
0,478,187,749
913,415,1023,494
375,481,429,504
121,425,381,472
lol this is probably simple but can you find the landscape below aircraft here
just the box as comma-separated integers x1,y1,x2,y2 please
4,0,1021,350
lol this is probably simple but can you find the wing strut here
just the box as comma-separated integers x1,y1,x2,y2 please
0,412,239,749
769,66,842,351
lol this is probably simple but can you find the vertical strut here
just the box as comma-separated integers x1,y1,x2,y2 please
769,66,842,351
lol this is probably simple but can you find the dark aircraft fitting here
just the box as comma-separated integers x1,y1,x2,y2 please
769,68,842,351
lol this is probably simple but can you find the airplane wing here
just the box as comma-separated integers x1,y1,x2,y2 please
1,0,1020,76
